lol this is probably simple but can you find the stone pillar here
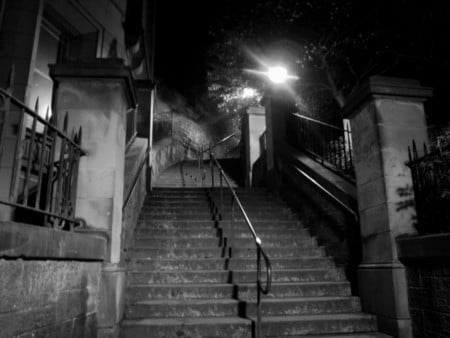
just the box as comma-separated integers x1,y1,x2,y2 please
50,59,137,337
343,76,432,338
261,87,295,190
242,106,266,186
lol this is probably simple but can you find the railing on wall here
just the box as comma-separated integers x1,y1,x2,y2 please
408,140,450,234
287,113,354,179
126,107,137,149
0,66,85,230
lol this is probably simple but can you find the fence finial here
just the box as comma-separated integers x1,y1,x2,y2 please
63,112,69,132
412,140,418,159
34,97,39,115
6,64,15,93
77,126,82,145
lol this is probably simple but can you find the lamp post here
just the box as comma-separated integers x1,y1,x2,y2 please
261,65,297,191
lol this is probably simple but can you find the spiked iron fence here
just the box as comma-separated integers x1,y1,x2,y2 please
408,141,450,234
0,66,85,230
287,113,354,179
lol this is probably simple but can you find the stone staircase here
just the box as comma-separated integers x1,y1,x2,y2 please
120,188,390,338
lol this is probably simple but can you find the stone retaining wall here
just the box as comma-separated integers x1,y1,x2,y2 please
0,259,101,338
397,234,450,338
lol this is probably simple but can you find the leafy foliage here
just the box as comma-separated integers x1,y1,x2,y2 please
207,0,434,120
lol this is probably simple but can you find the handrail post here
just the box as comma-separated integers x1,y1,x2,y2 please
198,146,201,186
220,172,223,220
209,146,214,189
256,245,262,338
230,195,234,228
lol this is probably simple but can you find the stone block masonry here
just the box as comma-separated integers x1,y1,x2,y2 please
398,234,450,338
0,259,102,338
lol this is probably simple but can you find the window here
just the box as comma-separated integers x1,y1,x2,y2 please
28,20,66,119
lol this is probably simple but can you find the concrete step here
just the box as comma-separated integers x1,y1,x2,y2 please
127,268,345,285
218,219,302,227
224,237,318,248
127,281,351,302
259,313,377,336
120,317,251,338
144,201,211,208
293,334,393,338
245,296,361,316
127,283,235,301
133,237,221,248
137,220,217,229
126,246,323,259
136,228,219,237
221,228,309,237
125,299,240,319
127,257,333,271
230,246,324,258
126,247,226,259
237,281,352,300
139,213,216,220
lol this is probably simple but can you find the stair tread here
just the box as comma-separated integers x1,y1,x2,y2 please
270,334,391,338
133,299,239,305
255,313,375,322
122,316,251,326
128,281,349,287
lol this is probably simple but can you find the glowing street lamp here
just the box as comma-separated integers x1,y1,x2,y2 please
267,66,288,84
266,66,298,84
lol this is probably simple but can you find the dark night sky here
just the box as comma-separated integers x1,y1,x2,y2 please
154,1,212,101
154,1,257,102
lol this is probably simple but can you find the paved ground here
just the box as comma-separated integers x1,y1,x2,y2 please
153,161,238,188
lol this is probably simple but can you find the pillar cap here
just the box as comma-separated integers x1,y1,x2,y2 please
342,76,432,119
247,106,265,116
49,58,137,108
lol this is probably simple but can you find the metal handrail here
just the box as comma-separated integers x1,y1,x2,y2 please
289,163,358,222
292,112,345,132
198,133,238,155
196,133,239,186
123,149,149,210
208,151,272,338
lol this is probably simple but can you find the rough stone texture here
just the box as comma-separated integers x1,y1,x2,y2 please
0,259,101,338
50,61,136,264
344,76,432,338
397,234,450,338
0,221,106,260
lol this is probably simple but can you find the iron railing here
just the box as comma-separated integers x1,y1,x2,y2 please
288,113,354,179
196,133,238,187
197,136,272,338
408,141,450,234
0,66,85,230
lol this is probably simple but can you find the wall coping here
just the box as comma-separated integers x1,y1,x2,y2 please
0,221,107,260
342,76,433,119
247,106,265,116
49,58,137,108
397,233,450,260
